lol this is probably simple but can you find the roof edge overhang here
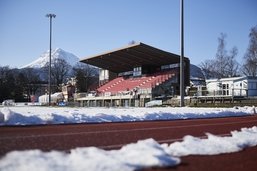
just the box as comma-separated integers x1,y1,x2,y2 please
80,42,142,62
80,42,189,73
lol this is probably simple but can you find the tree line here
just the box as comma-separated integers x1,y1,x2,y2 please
200,25,257,79
0,60,98,103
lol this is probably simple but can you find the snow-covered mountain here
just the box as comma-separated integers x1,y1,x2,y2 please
21,48,80,69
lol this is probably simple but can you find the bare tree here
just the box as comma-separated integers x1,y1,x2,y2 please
199,59,216,79
241,25,257,76
199,33,239,79
19,68,42,100
215,33,229,78
226,46,239,77
0,66,31,102
44,58,71,92
72,63,98,93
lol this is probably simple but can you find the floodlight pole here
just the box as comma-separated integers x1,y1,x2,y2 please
46,13,56,106
180,0,184,107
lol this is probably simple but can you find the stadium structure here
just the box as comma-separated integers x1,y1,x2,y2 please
77,42,190,107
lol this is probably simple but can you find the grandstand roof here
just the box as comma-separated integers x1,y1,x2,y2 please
80,42,189,73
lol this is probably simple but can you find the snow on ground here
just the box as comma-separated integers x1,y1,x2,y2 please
1,126,257,171
166,126,257,156
0,106,257,170
0,138,180,171
0,106,255,125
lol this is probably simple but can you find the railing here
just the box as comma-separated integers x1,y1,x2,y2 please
74,93,90,99
189,89,248,97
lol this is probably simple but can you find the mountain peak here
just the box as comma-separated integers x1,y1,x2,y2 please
21,48,80,69
53,47,63,52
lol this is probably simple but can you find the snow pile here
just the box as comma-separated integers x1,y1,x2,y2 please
166,126,257,156
0,107,42,125
0,106,255,125
1,126,257,171
0,139,180,171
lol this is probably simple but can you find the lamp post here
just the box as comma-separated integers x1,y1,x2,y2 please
46,13,56,106
180,0,184,107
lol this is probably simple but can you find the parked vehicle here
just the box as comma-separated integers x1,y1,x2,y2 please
2,99,15,106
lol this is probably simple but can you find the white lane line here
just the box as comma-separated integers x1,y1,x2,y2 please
1,119,257,140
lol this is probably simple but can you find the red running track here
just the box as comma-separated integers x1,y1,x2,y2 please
0,115,257,170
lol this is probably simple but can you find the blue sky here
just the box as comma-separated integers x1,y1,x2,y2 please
0,0,256,68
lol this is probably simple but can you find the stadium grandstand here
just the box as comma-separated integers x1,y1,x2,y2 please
76,42,190,107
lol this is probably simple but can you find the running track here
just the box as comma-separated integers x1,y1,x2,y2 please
1,115,257,171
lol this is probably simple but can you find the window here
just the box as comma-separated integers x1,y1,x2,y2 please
161,63,179,70
222,84,226,89
133,67,142,77
222,83,229,95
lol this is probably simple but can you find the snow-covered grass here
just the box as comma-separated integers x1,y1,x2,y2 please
0,106,257,171
0,106,255,125
1,126,257,171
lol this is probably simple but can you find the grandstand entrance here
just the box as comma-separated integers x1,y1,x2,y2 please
77,42,190,107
